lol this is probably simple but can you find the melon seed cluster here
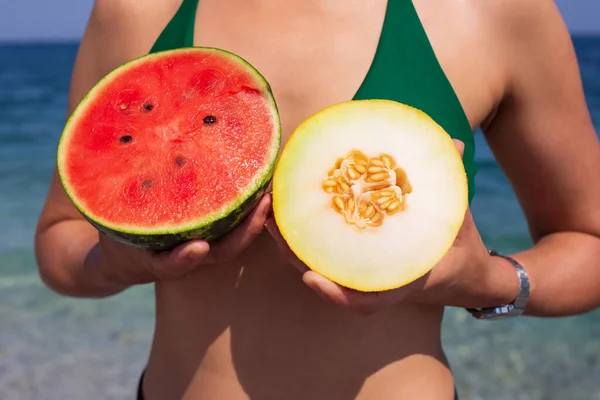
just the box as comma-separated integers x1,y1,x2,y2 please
322,150,412,229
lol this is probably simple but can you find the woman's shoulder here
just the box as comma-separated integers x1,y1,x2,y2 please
469,0,570,57
65,0,182,108
83,0,182,66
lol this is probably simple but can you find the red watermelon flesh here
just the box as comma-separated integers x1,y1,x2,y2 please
57,48,281,250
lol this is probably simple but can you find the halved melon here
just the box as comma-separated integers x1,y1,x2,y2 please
272,100,468,292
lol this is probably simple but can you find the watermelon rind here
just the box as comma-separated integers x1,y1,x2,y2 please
57,47,281,251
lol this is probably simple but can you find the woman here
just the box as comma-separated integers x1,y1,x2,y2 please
35,0,600,399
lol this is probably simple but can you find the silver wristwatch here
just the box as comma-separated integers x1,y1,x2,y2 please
466,250,530,320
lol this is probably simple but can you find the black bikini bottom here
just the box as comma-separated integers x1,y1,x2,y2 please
136,370,460,399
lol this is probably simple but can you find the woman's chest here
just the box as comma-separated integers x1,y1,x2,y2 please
187,0,504,139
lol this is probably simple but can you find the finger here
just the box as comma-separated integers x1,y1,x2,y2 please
302,272,370,306
150,240,211,278
264,217,309,273
263,216,279,239
206,193,272,263
302,271,395,315
452,139,465,157
97,234,157,285
452,203,476,242
97,233,206,283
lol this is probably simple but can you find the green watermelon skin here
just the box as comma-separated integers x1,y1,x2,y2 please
57,47,281,252
87,174,272,251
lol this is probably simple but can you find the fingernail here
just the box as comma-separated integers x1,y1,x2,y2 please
263,198,273,218
302,273,320,290
303,277,330,302
183,246,201,261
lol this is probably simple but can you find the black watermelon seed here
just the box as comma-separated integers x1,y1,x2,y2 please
175,156,185,167
143,103,154,111
142,180,153,188
203,115,217,124
119,135,133,143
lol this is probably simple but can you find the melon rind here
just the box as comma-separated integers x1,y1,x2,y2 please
57,47,281,251
272,100,468,292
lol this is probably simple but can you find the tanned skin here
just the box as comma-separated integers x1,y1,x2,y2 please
36,1,600,398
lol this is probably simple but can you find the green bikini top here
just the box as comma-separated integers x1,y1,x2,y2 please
150,0,477,202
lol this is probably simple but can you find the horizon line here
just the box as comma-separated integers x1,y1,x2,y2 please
1,32,599,45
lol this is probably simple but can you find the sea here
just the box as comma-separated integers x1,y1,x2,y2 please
1,37,600,400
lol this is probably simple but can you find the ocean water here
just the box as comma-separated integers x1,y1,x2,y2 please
1,38,600,400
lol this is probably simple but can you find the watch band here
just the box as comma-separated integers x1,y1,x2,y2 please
466,250,530,320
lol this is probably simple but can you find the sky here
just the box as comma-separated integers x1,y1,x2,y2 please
0,0,598,41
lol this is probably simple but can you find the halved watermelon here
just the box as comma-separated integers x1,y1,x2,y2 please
57,47,281,250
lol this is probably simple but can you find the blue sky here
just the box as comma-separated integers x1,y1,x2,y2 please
0,0,598,41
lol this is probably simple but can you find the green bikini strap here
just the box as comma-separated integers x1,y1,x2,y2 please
150,0,200,53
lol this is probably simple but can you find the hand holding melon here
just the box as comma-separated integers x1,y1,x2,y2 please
267,182,494,316
268,100,496,314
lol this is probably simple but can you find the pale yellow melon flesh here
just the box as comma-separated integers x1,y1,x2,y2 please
272,100,468,292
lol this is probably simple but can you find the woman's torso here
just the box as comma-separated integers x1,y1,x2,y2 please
96,0,507,398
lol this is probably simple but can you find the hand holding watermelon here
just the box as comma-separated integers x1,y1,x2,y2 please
93,194,272,287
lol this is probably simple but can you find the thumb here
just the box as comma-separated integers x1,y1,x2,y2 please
151,240,210,278
204,193,272,264
452,139,465,157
